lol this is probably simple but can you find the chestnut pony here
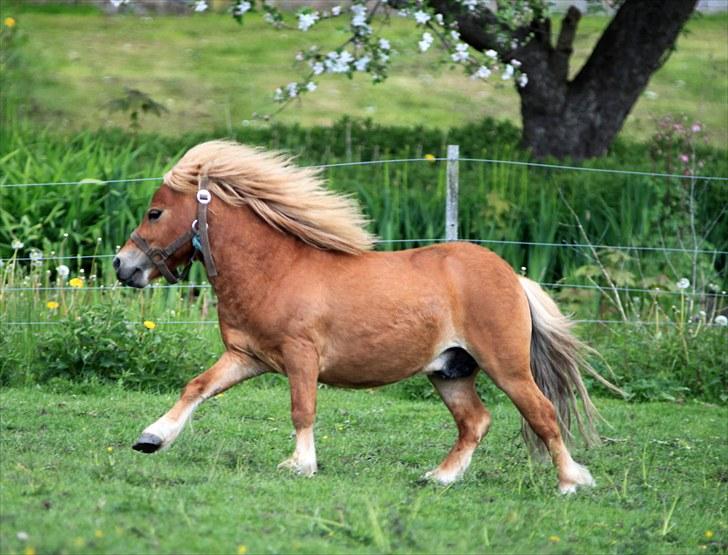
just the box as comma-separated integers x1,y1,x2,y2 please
115,140,612,493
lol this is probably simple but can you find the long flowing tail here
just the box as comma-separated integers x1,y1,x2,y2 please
518,277,623,453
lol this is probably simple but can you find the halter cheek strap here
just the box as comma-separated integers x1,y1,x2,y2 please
130,177,218,284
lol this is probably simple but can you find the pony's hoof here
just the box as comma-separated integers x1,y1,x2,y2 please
132,433,163,453
422,468,459,486
277,457,317,477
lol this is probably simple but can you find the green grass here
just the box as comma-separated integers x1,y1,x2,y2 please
0,384,726,554
1,7,726,145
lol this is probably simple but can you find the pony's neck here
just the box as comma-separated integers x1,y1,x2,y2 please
205,200,303,304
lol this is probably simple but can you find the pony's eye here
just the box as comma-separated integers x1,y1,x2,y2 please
148,209,163,221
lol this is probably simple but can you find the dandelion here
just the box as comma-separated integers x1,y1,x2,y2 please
29,249,43,267
548,535,560,542
676,278,690,290
424,154,436,162
11,239,24,250
69,277,84,288
95,529,104,539
46,301,60,310
143,320,157,330
107,446,113,453
4,17,16,28
57,265,70,279
73,538,85,548
24,547,36,555
715,315,727,327
704,530,714,539
237,545,248,555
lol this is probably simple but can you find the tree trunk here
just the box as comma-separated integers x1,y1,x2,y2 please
516,0,698,159
436,0,698,159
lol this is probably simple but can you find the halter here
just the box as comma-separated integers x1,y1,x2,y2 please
130,176,219,284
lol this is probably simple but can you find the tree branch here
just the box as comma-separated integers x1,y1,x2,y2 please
552,5,580,80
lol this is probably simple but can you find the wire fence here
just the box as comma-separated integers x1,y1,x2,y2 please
2,153,727,329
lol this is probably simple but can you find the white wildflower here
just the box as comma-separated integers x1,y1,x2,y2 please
485,49,497,59
418,32,433,53
414,10,430,25
305,81,317,92
57,264,70,279
517,73,528,87
233,1,251,17
354,55,370,72
297,11,319,32
194,1,208,13
451,42,469,63
676,277,690,290
501,63,514,80
11,240,23,250
715,315,728,326
17,532,29,542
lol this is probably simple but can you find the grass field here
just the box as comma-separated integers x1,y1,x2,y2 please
1,384,726,554
1,6,726,145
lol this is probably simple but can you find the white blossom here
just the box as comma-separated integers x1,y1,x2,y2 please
517,73,528,87
286,82,299,97
485,49,497,59
298,11,319,31
676,277,690,290
110,0,128,7
473,65,491,79
501,63,514,80
379,38,391,51
233,1,251,17
325,50,353,73
312,61,325,75
418,32,433,52
273,87,285,101
295,51,305,62
11,240,23,250
306,81,317,92
354,55,371,72
57,264,70,279
715,315,728,326
510,59,522,68
450,30,460,41
462,0,478,11
451,43,469,63
194,1,208,13
331,5,341,16
351,3,368,27
434,13,444,24
414,10,431,25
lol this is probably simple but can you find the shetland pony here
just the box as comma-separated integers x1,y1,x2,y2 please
115,140,613,493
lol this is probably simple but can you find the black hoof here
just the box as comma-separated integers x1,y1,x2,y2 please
132,433,163,453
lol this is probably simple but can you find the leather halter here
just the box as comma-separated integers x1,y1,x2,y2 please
130,176,218,284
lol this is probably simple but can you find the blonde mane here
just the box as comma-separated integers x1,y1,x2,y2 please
164,140,375,254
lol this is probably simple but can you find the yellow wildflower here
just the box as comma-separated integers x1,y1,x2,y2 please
704,530,714,539
46,301,60,310
24,547,36,555
107,446,113,453
73,537,85,548
4,17,16,28
548,535,561,543
424,153,436,161
95,529,104,539
237,545,248,555
143,320,156,330
68,277,84,288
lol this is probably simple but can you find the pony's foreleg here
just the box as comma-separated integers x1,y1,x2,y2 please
132,352,263,453
424,374,491,485
277,350,319,477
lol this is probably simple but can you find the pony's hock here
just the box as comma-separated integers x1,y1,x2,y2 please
132,433,164,453
117,140,616,493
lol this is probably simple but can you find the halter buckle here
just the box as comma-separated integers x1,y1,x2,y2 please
197,189,212,204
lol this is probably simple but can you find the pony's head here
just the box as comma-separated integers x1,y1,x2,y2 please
114,183,198,288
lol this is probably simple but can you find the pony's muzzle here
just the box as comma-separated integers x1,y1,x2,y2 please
114,251,150,288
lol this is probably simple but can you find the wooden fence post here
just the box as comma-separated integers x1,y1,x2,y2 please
446,144,459,241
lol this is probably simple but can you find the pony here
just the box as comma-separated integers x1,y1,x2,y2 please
114,140,614,493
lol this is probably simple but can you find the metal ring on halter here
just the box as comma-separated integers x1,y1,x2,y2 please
197,189,212,204
191,219,208,233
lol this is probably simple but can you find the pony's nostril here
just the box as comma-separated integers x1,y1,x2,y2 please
112,256,121,271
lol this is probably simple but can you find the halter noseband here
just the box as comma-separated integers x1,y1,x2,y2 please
130,176,219,284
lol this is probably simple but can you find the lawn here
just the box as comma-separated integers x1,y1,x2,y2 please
1,6,726,145
1,384,725,554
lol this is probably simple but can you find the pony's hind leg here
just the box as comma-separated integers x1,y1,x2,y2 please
423,374,491,485
132,352,263,453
